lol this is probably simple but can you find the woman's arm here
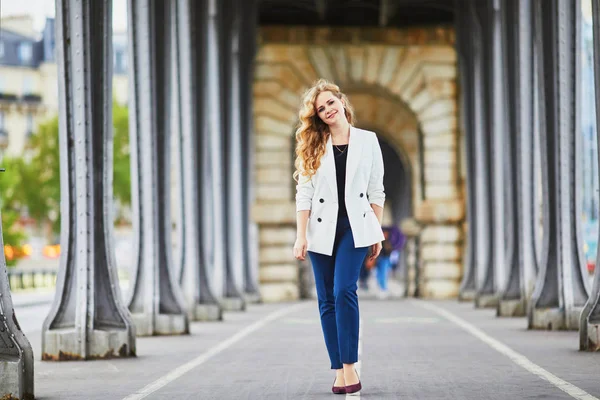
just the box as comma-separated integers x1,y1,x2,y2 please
294,173,314,261
367,133,385,210
367,133,385,260
294,210,310,260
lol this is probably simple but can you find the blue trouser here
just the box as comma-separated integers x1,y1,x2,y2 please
376,255,391,291
308,215,369,369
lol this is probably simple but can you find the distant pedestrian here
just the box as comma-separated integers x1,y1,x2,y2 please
293,79,385,395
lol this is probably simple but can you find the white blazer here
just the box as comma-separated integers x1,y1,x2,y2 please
296,126,385,256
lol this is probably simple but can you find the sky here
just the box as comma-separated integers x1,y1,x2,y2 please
1,0,128,33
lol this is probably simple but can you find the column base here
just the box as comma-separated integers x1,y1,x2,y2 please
187,303,223,322
131,313,189,336
0,356,32,400
475,293,499,308
244,292,261,304
497,299,526,317
529,306,581,330
42,328,135,361
220,297,246,312
580,323,600,351
458,290,476,302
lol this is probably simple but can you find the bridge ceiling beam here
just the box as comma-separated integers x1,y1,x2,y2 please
471,0,508,309
497,0,538,317
176,0,223,321
42,0,136,360
125,0,189,336
455,0,477,301
316,0,327,20
580,0,600,351
529,0,589,331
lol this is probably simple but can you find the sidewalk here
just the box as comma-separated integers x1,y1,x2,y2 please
15,298,600,399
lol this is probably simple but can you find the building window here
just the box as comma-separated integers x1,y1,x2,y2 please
0,42,4,58
18,43,33,63
26,113,33,132
23,77,33,95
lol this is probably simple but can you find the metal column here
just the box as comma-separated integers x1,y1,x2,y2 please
497,0,538,317
176,0,222,321
220,0,248,311
126,0,189,336
529,0,590,330
239,0,261,302
0,203,33,399
466,1,496,308
42,0,136,360
205,0,227,303
455,0,477,301
580,0,600,350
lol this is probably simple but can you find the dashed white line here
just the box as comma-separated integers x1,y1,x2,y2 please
413,300,599,400
122,302,311,400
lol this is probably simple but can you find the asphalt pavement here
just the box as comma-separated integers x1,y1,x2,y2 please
10,294,600,400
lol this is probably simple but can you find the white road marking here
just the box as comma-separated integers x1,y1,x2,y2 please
347,318,362,399
413,300,599,400
122,302,311,400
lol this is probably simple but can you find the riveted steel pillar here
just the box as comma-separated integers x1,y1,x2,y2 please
176,0,222,321
467,1,501,308
455,0,477,302
42,0,136,360
219,0,247,311
497,0,538,317
239,0,261,303
204,0,227,305
580,0,600,350
0,214,33,398
126,0,189,336
529,0,590,330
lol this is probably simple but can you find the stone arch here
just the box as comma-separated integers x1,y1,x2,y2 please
252,31,464,302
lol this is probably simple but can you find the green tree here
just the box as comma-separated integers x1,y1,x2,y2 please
20,102,131,237
113,102,131,207
0,157,30,266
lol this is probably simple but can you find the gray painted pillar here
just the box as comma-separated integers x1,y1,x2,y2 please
205,0,227,303
0,208,33,399
176,0,222,321
42,0,136,360
467,2,495,308
475,0,508,308
497,0,538,317
126,0,189,336
239,0,261,302
580,0,600,350
220,0,247,311
455,0,477,302
529,0,590,331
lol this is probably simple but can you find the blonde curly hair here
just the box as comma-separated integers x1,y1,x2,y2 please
293,79,355,183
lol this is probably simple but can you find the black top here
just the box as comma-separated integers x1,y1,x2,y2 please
334,144,348,219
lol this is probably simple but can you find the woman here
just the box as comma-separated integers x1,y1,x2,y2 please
293,79,385,395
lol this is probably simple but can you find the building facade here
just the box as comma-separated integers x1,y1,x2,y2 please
0,15,128,157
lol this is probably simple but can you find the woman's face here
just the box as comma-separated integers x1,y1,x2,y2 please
315,91,345,126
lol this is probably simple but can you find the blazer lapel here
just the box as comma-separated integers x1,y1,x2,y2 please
323,135,338,203
345,126,363,195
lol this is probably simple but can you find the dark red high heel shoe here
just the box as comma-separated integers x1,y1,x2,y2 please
332,378,346,395
345,369,361,395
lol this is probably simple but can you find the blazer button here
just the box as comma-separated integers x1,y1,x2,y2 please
317,218,322,222
360,193,364,198
319,198,324,203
